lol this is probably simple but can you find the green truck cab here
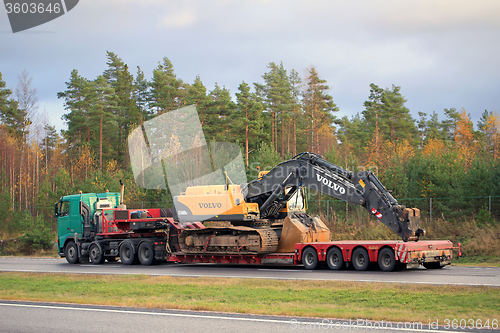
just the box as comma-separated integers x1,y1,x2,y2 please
55,192,120,257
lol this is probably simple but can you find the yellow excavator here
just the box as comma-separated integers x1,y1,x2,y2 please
172,152,425,256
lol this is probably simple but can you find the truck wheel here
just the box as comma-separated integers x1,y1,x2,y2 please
120,241,137,265
378,248,396,272
65,241,79,264
89,243,104,265
302,247,319,270
423,262,444,269
138,242,155,266
326,247,343,270
352,248,369,271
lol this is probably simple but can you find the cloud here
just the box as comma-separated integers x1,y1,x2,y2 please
1,0,498,131
362,0,500,34
159,10,197,29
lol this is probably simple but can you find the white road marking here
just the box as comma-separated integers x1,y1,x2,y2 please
0,302,473,333
257,269,302,272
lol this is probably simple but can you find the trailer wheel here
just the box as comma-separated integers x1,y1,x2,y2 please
89,243,104,265
65,241,79,264
352,248,369,271
302,247,319,270
138,242,155,266
326,247,343,270
378,248,396,272
120,241,137,265
423,262,444,269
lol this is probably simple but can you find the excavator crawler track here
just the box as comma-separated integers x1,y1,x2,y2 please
179,226,278,255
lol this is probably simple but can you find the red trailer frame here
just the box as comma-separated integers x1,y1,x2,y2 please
164,239,460,271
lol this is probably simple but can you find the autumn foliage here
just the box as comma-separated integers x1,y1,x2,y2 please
0,54,499,256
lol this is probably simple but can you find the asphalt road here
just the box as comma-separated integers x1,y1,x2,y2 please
1,257,499,286
0,300,490,333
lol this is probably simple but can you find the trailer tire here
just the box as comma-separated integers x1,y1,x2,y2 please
378,248,396,272
302,247,319,270
138,242,155,266
65,241,79,264
423,262,444,269
352,248,369,271
120,241,137,265
89,242,105,265
326,247,343,270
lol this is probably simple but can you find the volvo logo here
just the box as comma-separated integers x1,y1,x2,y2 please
198,203,222,209
316,174,346,194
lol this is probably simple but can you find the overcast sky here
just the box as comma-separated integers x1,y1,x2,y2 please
1,0,499,133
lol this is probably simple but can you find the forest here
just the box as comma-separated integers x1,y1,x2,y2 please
1,51,499,258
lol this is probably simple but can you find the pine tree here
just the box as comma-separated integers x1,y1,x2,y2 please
302,66,338,154
417,112,427,149
426,111,444,142
134,66,150,121
255,62,293,156
234,81,265,166
363,84,417,165
103,51,141,164
58,69,94,146
89,75,118,171
441,107,460,142
363,84,384,162
149,57,185,115
289,70,302,156
203,84,235,143
477,110,500,159
381,85,416,144
338,114,369,158
185,75,209,126
0,72,23,140
39,124,59,171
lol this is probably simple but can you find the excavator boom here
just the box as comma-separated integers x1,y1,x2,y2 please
243,152,425,241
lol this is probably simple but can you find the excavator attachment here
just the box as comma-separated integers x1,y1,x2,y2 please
404,208,426,241
276,213,330,253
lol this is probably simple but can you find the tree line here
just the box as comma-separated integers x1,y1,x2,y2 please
0,51,499,251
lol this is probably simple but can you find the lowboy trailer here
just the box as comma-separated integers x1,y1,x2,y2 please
55,191,460,272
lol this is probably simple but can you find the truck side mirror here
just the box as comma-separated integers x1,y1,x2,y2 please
54,202,60,218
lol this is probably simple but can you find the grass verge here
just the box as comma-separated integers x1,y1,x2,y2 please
0,272,498,323
452,256,500,267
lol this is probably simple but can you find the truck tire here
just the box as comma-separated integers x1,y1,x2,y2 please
302,247,319,270
326,247,343,270
89,243,105,265
120,241,137,265
352,248,369,271
65,241,79,264
423,262,444,269
138,242,155,266
378,248,396,272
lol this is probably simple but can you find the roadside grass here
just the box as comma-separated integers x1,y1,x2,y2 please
451,256,500,267
0,272,498,323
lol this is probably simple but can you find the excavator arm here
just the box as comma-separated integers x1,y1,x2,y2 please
243,152,425,242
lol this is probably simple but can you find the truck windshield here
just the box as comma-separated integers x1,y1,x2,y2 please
60,201,70,216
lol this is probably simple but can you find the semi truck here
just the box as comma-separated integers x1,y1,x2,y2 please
56,153,460,271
